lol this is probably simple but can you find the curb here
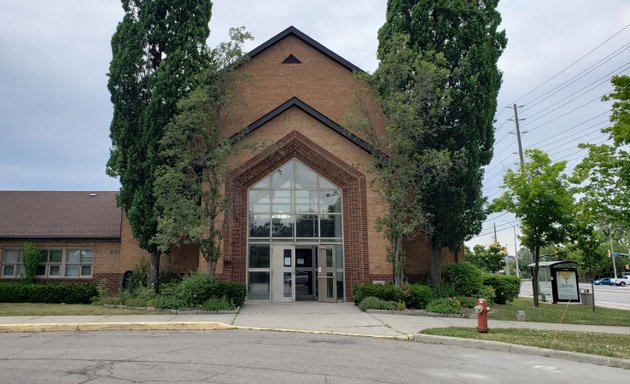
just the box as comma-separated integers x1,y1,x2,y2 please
0,322,234,333
413,334,630,370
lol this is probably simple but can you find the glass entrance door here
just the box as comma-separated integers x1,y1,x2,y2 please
317,245,336,302
271,245,295,301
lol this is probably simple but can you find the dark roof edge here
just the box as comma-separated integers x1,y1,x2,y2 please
247,26,364,73
229,97,380,156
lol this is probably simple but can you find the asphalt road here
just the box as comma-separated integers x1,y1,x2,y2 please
0,330,627,383
520,280,630,310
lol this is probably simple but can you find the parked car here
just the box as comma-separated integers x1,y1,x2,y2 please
611,276,630,286
594,277,615,286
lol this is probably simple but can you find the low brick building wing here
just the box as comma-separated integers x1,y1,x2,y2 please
0,191,124,292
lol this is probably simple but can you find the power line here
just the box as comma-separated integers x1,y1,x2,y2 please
520,43,630,113
524,92,609,133
511,23,630,105
522,63,629,123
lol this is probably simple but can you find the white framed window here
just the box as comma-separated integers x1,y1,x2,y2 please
1,248,94,278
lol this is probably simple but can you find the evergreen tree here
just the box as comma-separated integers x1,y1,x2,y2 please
152,28,252,276
378,0,507,284
107,0,212,290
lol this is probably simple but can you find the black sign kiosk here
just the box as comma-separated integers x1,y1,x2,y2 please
529,261,580,303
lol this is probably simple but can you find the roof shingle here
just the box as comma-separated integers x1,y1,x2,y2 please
0,191,121,239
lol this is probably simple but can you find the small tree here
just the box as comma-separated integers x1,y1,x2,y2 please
22,241,41,283
152,28,252,276
490,149,574,307
350,33,452,287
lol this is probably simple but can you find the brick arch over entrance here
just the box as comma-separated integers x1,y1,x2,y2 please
222,130,370,300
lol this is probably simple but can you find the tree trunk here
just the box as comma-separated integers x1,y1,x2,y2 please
149,251,160,293
430,246,442,287
532,246,540,307
392,236,403,287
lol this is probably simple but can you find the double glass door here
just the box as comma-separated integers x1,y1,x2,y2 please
271,245,338,302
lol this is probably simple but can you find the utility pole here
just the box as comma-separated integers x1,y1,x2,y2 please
512,104,525,170
513,225,520,277
609,228,618,279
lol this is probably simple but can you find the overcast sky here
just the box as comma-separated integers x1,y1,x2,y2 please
1,1,629,254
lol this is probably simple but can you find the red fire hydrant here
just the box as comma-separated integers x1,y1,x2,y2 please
474,298,489,333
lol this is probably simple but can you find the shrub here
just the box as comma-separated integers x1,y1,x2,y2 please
457,296,479,308
426,298,462,314
154,295,187,309
212,281,246,308
401,283,433,309
22,241,41,283
0,282,98,304
478,285,496,305
482,274,520,304
129,258,149,290
358,296,398,311
202,297,234,311
442,262,483,297
352,283,402,304
432,282,456,298
176,272,214,306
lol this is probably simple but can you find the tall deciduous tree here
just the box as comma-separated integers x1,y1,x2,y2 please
152,28,252,276
490,149,574,306
107,0,212,289
351,33,452,287
378,0,507,284
571,76,630,236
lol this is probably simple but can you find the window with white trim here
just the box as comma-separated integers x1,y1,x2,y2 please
2,248,94,278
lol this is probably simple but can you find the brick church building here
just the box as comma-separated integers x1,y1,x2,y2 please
0,27,457,302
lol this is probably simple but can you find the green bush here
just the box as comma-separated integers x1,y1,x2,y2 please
212,281,246,308
154,295,187,309
352,283,402,304
0,282,98,304
175,272,214,306
401,283,433,309
22,242,41,283
358,296,398,311
479,285,496,305
482,274,520,304
442,262,483,297
426,298,462,314
432,282,456,298
457,296,479,308
202,297,234,311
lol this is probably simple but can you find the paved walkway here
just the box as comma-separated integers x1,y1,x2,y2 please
1,301,629,336
1,301,629,368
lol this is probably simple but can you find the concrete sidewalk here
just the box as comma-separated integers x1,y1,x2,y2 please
1,300,629,336
0,301,629,368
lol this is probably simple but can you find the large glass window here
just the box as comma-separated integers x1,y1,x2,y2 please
1,248,94,278
247,159,344,300
247,159,342,240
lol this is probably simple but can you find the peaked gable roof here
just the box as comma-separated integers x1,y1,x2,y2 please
0,191,121,240
248,26,364,73
229,97,378,156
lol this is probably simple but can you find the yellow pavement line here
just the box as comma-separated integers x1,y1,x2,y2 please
0,321,412,340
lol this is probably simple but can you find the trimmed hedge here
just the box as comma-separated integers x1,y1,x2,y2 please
352,283,433,309
482,274,520,304
352,283,402,304
173,273,246,308
442,262,483,297
402,284,433,309
0,282,98,304
358,296,398,311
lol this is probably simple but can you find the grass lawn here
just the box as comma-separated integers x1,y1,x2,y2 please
421,327,630,360
488,297,630,327
0,303,160,316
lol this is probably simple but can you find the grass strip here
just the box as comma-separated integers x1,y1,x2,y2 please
0,303,160,316
488,298,630,326
421,327,630,359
